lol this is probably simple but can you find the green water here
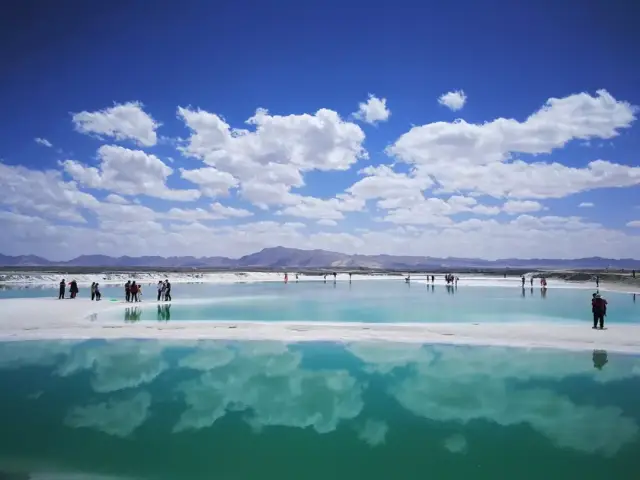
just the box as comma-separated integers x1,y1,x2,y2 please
102,280,640,324
0,340,639,479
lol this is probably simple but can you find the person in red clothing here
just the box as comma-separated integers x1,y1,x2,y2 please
591,293,608,330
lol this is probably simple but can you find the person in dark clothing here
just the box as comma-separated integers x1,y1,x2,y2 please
164,279,172,301
94,283,102,301
592,293,607,330
130,282,139,302
58,279,66,299
125,281,131,302
91,282,96,301
69,280,79,299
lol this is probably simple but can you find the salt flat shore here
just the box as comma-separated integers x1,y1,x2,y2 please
1,298,639,354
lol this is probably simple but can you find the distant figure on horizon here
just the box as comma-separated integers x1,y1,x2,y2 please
633,269,636,279
58,279,66,299
323,274,327,283
405,274,411,283
592,293,608,330
284,272,289,283
530,277,534,286
349,273,352,283
295,273,299,282
521,276,525,287
333,272,337,282
455,276,459,287
595,275,600,288
431,275,435,283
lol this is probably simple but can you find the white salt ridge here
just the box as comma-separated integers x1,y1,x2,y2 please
1,298,640,354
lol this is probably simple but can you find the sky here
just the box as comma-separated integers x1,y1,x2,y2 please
1,0,640,261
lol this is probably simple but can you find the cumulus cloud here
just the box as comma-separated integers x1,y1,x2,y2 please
2,91,640,259
353,94,391,124
62,145,200,201
34,137,53,148
72,101,160,147
502,200,544,214
104,194,130,205
438,90,467,111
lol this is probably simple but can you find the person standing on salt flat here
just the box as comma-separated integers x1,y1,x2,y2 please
157,280,164,301
164,279,172,301
125,280,131,302
58,279,66,299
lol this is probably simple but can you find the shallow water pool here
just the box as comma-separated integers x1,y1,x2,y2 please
0,339,638,479
104,280,639,324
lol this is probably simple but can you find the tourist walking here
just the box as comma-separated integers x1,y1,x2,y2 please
69,280,79,299
58,279,66,299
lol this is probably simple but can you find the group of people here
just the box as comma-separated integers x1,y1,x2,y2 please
58,279,80,299
521,275,548,288
124,281,143,302
444,274,459,286
156,279,172,302
90,282,102,301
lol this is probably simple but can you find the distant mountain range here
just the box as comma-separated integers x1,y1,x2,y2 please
1,247,639,270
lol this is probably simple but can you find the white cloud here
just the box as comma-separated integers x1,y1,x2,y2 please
318,219,338,227
0,162,98,224
35,137,53,148
438,90,467,111
502,200,544,214
72,101,160,147
627,220,640,228
579,202,595,207
210,202,252,218
389,90,638,200
178,106,367,209
180,167,238,197
63,145,200,201
104,194,130,205
353,94,391,124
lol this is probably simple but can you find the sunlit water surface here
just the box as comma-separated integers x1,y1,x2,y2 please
0,340,639,479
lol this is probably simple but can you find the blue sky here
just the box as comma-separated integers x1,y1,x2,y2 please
1,0,639,260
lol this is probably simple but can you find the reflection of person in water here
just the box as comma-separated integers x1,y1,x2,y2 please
157,304,171,321
592,350,608,370
124,307,142,323
541,287,547,299
521,287,525,297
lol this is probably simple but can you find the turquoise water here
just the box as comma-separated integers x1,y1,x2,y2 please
0,339,638,479
105,281,640,324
